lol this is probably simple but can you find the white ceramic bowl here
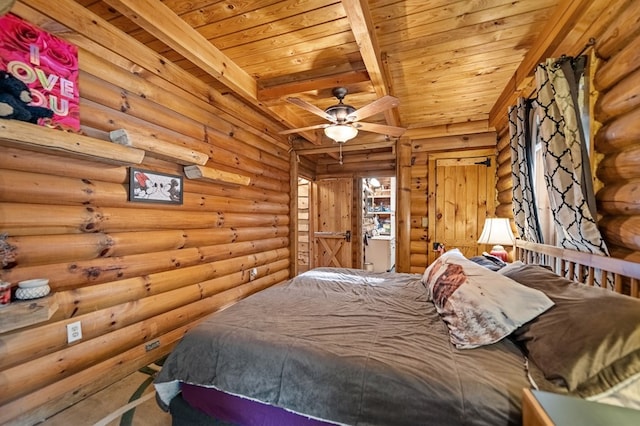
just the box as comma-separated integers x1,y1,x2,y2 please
18,278,49,289
15,284,50,300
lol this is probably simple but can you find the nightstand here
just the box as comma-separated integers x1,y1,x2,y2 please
522,388,640,426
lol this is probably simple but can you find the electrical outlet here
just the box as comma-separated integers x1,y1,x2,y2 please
145,340,160,352
249,268,258,281
67,321,82,343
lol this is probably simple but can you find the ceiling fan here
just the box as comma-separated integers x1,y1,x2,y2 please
279,87,406,144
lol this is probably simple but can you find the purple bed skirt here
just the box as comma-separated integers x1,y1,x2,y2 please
181,383,336,426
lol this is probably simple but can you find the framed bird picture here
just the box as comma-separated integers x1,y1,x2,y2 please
129,167,183,205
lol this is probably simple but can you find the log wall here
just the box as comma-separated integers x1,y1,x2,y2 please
592,2,640,261
493,1,640,262
0,2,290,424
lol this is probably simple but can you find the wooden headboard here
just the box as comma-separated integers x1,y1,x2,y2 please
514,240,640,299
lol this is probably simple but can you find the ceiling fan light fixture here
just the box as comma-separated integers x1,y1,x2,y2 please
324,124,358,143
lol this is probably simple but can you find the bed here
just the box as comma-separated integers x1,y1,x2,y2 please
154,241,640,425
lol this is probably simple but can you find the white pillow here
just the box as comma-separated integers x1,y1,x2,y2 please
422,250,554,349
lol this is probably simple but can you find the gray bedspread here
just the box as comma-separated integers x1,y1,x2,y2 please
155,267,542,425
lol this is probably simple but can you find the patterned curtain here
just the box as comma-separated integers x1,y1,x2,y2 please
509,97,542,243
534,58,609,255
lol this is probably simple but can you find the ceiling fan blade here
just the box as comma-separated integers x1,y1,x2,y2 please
346,95,400,122
278,123,330,135
353,121,406,137
286,97,336,122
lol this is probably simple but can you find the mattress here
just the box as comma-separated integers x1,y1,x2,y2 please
155,267,549,425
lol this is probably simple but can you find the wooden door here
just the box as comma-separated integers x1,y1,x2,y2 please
428,150,496,264
313,177,353,268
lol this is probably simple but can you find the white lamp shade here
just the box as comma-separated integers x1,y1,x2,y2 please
324,124,358,143
477,218,516,246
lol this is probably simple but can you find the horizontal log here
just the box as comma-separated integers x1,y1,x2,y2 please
0,270,287,406
80,71,209,144
2,226,288,269
205,126,289,172
410,164,428,177
0,259,289,369
0,323,186,425
497,187,513,204
0,169,125,207
0,146,129,184
495,203,513,219
0,203,288,236
594,30,640,91
496,158,512,178
497,145,512,165
496,175,513,192
0,236,288,292
410,253,427,269
599,215,640,252
184,165,250,186
595,0,640,60
53,248,289,317
607,244,640,263
596,180,640,215
0,146,289,205
110,128,209,165
0,169,287,215
79,100,289,190
72,32,286,153
410,228,428,241
0,120,145,165
594,107,640,154
594,67,640,123
317,160,396,176
410,265,426,274
496,133,510,152
596,146,640,182
410,240,428,254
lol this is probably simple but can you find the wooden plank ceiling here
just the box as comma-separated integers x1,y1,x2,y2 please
72,0,559,165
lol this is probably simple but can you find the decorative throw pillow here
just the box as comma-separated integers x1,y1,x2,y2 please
501,263,640,397
422,250,554,349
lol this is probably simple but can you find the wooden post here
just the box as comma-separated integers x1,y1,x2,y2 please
396,136,412,273
289,149,298,278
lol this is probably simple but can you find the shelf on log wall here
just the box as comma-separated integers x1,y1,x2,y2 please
0,120,145,165
0,295,59,334
184,165,251,186
110,129,209,165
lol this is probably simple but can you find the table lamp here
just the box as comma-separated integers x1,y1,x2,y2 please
477,218,516,261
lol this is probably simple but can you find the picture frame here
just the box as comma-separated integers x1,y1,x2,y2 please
129,167,183,205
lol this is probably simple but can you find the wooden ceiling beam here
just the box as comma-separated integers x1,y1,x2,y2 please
102,0,257,101
341,0,401,127
258,70,370,102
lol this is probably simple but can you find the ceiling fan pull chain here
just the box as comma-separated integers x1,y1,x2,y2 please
339,143,343,165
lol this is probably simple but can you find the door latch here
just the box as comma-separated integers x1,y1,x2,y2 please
345,230,351,242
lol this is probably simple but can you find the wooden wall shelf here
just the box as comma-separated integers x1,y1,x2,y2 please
110,129,209,165
0,295,59,334
0,120,145,165
184,165,250,186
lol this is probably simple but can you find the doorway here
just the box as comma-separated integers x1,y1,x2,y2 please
363,177,396,272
